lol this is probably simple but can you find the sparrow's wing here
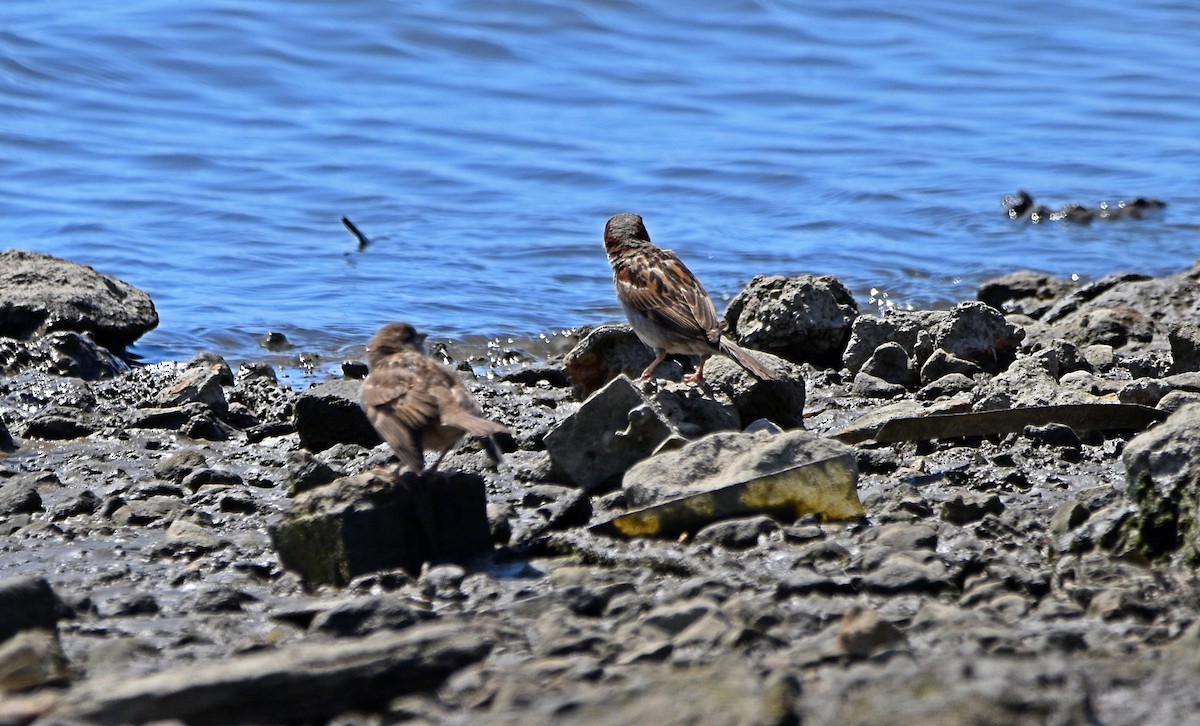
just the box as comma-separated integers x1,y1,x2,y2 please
361,353,444,469
614,247,721,345
428,374,511,439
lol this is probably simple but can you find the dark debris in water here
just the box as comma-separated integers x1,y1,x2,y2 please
1003,190,1166,224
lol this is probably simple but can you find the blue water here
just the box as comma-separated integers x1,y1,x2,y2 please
4,1,1199,365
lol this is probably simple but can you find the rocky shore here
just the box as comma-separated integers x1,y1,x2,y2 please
3,250,1200,724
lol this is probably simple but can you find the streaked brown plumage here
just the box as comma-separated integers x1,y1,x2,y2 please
603,212,776,383
361,322,509,472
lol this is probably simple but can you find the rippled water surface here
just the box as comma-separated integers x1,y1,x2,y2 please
4,1,1199,364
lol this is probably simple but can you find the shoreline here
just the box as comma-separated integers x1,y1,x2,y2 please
3,253,1200,723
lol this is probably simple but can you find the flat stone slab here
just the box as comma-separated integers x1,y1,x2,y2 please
60,623,492,725
595,429,862,538
0,249,158,350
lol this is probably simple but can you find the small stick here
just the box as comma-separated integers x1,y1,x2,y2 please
341,216,371,250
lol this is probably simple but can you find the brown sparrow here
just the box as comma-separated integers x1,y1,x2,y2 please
603,212,776,383
360,322,509,472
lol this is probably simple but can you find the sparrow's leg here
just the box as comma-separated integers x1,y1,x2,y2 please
639,349,668,380
683,355,710,384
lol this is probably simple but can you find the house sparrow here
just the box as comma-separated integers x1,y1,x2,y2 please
361,322,509,472
603,212,776,383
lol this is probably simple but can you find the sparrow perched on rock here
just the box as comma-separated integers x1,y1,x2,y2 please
603,212,776,383
360,322,509,473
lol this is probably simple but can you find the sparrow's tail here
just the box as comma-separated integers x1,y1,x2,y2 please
719,338,777,381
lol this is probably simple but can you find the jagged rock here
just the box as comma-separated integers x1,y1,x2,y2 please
0,249,158,351
270,470,492,585
61,623,493,725
977,271,1077,319
155,357,230,419
544,376,674,491
1041,263,1200,352
724,274,858,367
843,310,942,374
1119,403,1200,560
563,324,673,398
0,576,66,643
645,383,740,437
705,354,806,429
927,301,1024,373
293,379,380,453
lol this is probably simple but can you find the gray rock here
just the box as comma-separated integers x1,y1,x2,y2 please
861,552,950,594
153,449,209,484
919,347,983,384
0,483,42,517
977,270,1077,319
293,379,380,453
0,331,130,380
942,492,1004,525
0,576,66,643
164,517,222,554
563,324,671,398
1157,390,1200,415
50,490,101,520
0,628,71,692
916,372,975,401
544,375,672,491
724,274,859,367
647,382,740,438
843,309,943,374
0,249,158,351
928,301,1024,373
834,604,908,658
308,594,431,636
155,358,230,419
62,623,493,725
187,587,256,614
851,371,907,399
524,484,593,532
284,450,340,495
639,598,724,638
875,522,938,551
270,471,492,585
705,353,807,429
1169,322,1200,374
23,410,94,440
1049,501,1091,534
694,515,778,549
1120,403,1200,560
860,341,916,388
